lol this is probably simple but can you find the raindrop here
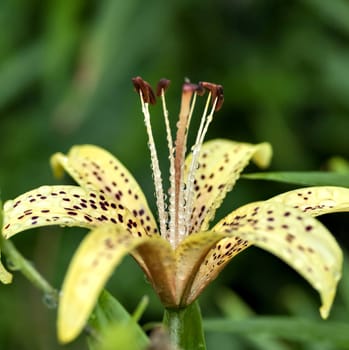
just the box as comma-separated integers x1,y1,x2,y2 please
5,258,20,271
143,274,151,285
42,292,58,309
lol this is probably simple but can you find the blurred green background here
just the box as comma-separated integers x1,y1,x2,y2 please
0,0,349,349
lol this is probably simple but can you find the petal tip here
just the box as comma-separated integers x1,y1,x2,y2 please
320,305,329,319
50,153,66,179
57,323,78,344
319,284,339,320
254,142,273,169
0,266,13,284
57,299,85,344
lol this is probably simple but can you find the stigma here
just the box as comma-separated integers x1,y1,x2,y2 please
132,77,224,248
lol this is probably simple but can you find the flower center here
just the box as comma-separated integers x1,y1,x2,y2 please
132,77,223,248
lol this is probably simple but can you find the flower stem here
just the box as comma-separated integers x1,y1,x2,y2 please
163,301,206,350
0,235,58,301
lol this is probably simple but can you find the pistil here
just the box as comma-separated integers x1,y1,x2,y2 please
172,83,201,247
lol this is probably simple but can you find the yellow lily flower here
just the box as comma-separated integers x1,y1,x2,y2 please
2,77,349,343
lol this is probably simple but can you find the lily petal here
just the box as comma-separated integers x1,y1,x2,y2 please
198,201,342,319
2,185,154,239
135,237,176,307
0,258,12,284
174,231,226,305
186,234,250,305
184,139,272,233
58,223,153,343
51,145,158,234
267,186,349,216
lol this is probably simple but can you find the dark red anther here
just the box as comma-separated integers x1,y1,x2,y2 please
199,82,224,111
156,78,171,96
132,76,156,105
215,85,224,111
132,76,145,94
195,84,206,96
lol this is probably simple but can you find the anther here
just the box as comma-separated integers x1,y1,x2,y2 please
215,85,224,111
132,76,156,105
200,82,224,111
156,78,171,96
196,85,206,96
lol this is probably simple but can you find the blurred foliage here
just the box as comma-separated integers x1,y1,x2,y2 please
0,0,348,349
87,291,149,350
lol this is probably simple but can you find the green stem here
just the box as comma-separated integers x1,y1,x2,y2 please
0,236,58,301
163,301,206,350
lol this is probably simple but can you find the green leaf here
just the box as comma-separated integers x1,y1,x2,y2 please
0,42,43,109
216,289,289,350
87,290,149,350
305,0,349,35
204,317,349,348
163,301,206,350
243,171,349,187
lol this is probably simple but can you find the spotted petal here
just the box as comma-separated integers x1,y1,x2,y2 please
189,201,342,318
267,186,349,216
184,139,272,233
2,185,154,239
185,234,250,305
51,144,158,235
174,231,226,305
58,225,174,343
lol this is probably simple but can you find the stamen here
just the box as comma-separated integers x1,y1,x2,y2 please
198,94,218,145
156,80,172,153
183,91,211,233
132,77,224,247
132,76,156,105
200,82,224,111
184,82,224,234
156,78,171,96
132,77,167,238
156,79,174,238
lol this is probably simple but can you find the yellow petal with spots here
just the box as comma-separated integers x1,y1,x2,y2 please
203,201,342,319
51,144,158,235
58,224,153,343
174,231,226,306
2,185,154,239
184,139,272,233
185,234,250,305
268,186,349,216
